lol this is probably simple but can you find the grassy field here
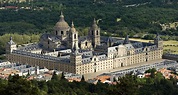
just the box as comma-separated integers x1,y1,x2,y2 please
130,38,178,54
163,40,178,54
129,38,153,43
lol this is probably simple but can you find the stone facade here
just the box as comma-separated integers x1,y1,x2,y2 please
6,12,163,75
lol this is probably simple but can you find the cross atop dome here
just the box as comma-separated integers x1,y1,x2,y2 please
59,11,64,21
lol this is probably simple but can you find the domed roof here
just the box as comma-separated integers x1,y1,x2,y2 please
70,22,77,33
54,12,69,30
91,18,99,30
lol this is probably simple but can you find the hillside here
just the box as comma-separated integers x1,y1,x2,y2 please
0,0,178,37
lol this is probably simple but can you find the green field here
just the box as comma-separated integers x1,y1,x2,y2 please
163,40,178,54
130,38,178,54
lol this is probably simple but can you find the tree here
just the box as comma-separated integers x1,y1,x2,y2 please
51,71,59,80
81,75,85,82
60,72,65,80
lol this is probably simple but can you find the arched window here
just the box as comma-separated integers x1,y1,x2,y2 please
56,31,57,35
121,63,124,67
85,42,87,46
96,30,99,35
61,31,63,35
48,40,50,44
74,34,76,39
92,30,94,35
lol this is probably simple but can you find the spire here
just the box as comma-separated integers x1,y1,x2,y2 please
59,11,64,21
124,35,130,44
93,18,97,24
61,11,63,15
155,33,162,41
71,21,74,28
107,37,112,47
92,18,98,29
70,21,76,32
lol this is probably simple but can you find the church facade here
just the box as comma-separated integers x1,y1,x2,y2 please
6,12,163,75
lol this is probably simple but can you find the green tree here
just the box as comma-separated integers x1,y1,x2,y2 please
81,75,85,82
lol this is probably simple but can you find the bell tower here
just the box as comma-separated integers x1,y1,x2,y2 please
68,22,79,49
88,18,100,48
154,33,163,49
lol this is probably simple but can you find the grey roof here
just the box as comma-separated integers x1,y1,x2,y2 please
82,51,93,57
149,45,157,51
97,54,107,60
82,57,91,63
40,34,61,42
132,42,143,48
124,44,134,50
18,43,41,51
12,50,62,62
135,48,144,54
79,36,91,43
82,54,107,64
101,36,122,44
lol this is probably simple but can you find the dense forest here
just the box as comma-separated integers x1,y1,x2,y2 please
0,69,178,95
1,0,178,55
1,0,178,38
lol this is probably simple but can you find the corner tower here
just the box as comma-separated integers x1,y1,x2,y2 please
53,12,70,40
68,22,79,49
154,33,163,49
88,18,100,48
6,37,17,54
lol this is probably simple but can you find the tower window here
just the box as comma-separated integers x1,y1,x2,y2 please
92,30,94,35
97,30,99,35
61,31,63,35
48,40,49,44
85,42,87,46
74,34,76,39
56,31,57,35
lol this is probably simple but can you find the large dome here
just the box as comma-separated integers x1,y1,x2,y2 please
54,12,69,30
54,21,69,30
